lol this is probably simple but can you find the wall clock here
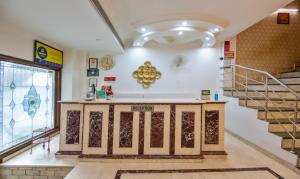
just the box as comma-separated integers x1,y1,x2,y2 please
100,55,114,70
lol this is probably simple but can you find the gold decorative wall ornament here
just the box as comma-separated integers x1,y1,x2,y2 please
132,61,161,88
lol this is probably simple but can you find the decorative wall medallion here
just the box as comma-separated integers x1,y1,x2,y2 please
66,110,81,144
181,112,195,148
88,111,103,147
132,61,161,88
100,55,114,70
205,110,219,144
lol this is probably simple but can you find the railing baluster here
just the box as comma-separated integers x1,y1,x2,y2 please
231,66,234,96
292,97,298,152
245,71,248,106
265,75,268,121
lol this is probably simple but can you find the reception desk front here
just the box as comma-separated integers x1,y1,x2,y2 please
57,99,226,159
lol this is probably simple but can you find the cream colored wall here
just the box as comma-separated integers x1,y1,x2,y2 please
0,18,87,101
0,19,62,62
236,0,300,74
87,44,223,98
62,50,87,100
223,96,298,165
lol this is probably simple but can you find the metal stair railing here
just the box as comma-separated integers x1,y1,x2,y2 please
221,64,300,153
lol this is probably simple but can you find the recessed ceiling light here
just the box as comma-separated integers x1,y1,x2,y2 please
181,21,188,25
144,37,149,41
133,42,142,47
277,8,299,12
178,31,183,35
141,28,146,32
205,37,210,41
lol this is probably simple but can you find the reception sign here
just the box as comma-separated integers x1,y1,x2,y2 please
34,41,63,69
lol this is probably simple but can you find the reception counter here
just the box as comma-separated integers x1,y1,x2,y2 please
57,98,226,159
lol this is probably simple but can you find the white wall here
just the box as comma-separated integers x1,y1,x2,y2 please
61,50,87,100
88,45,223,98
224,96,298,165
0,19,63,62
0,18,86,100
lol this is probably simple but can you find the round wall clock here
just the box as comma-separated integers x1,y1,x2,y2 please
100,55,114,70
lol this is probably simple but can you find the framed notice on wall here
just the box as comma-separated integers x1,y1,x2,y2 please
277,13,290,24
34,41,63,69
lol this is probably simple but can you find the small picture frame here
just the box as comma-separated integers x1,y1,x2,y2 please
277,13,289,24
87,68,99,76
89,58,98,69
89,78,97,87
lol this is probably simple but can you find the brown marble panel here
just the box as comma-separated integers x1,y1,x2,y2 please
88,111,103,147
205,110,219,144
107,104,114,154
169,104,175,155
138,112,145,155
66,110,81,144
119,112,134,148
150,112,164,148
181,112,195,148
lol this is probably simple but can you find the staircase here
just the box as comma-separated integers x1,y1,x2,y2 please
222,64,300,168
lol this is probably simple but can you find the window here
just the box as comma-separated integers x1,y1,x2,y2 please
0,61,55,152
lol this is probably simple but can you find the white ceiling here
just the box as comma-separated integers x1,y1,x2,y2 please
0,0,123,53
0,0,294,52
99,0,293,44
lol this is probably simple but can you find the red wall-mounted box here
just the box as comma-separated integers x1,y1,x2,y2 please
104,77,116,81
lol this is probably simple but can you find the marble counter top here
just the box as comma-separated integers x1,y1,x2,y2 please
58,98,226,104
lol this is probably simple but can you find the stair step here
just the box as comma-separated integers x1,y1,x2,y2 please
281,138,300,149
223,90,297,100
278,71,300,78
239,99,300,110
268,124,300,134
247,84,300,92
258,111,300,120
271,132,300,138
268,78,300,85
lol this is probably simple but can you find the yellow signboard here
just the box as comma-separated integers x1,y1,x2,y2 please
34,41,63,68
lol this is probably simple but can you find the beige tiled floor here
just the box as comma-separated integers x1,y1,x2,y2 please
1,135,78,167
1,132,300,179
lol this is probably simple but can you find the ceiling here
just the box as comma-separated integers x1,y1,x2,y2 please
0,0,123,53
99,0,293,46
0,0,294,52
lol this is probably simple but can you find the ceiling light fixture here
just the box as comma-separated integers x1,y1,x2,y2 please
181,21,188,25
134,42,142,47
144,37,149,41
214,28,219,32
277,8,299,12
178,31,183,35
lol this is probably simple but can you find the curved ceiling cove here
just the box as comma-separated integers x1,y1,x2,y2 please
133,20,223,47
99,0,293,48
